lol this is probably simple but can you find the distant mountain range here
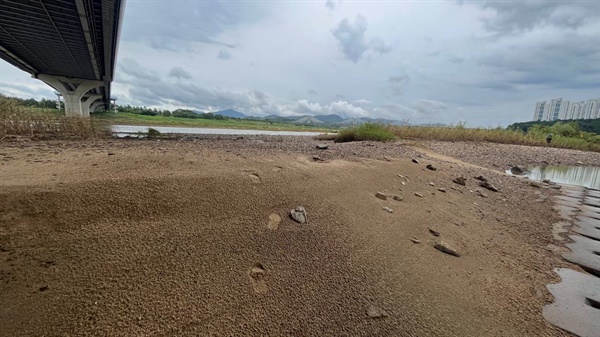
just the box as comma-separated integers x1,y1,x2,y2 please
205,109,417,126
213,109,248,119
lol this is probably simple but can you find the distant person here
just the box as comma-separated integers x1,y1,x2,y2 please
546,133,553,144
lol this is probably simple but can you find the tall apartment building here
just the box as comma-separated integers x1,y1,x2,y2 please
533,98,600,121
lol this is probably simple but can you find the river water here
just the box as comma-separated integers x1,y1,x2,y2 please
523,166,600,189
111,125,327,137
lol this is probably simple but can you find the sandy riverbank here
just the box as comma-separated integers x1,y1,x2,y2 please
0,137,580,336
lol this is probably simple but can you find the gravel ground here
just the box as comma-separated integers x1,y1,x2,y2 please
0,136,579,336
421,141,600,171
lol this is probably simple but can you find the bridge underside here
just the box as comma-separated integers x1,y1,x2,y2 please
0,0,125,116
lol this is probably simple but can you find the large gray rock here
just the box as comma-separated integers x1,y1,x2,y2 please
290,206,307,224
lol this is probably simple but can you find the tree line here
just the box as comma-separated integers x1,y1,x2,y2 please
508,119,600,136
0,95,235,121
0,94,58,109
115,105,234,120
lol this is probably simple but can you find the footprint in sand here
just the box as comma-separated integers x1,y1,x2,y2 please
248,263,268,294
248,173,261,183
267,213,281,230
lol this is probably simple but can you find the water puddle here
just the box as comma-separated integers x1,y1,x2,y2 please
507,166,600,190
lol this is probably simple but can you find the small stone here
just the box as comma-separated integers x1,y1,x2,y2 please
107,152,115,156
316,144,328,150
429,182,435,186
375,192,387,200
478,181,499,192
530,182,542,188
312,156,324,162
383,207,393,213
410,237,421,244
414,192,424,198
476,190,488,198
542,179,551,184
290,206,307,224
434,241,461,257
550,185,562,190
576,161,583,165
426,164,437,171
393,195,403,201
437,188,446,193
39,285,49,292
510,166,529,175
428,228,440,237
367,305,388,319
475,175,487,182
401,181,406,186
383,156,392,162
453,177,466,186
412,159,419,164
267,213,281,230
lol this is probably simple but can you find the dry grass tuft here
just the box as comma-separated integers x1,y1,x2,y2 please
388,125,600,152
0,96,110,139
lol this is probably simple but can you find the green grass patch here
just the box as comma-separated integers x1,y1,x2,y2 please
335,123,396,143
94,111,337,133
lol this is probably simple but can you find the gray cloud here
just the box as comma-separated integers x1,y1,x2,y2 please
0,82,53,98
412,99,447,114
464,0,599,33
387,75,410,96
218,49,232,60
331,15,391,63
118,59,160,82
168,67,193,80
325,0,335,10
120,3,268,51
308,89,318,95
478,30,599,90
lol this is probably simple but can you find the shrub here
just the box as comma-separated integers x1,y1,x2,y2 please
335,123,396,143
147,127,161,138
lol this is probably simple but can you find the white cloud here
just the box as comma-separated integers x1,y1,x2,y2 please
331,15,391,63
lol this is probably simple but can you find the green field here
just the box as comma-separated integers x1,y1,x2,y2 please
94,112,337,132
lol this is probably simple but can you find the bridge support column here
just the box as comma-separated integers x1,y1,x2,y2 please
35,74,103,117
81,95,102,117
90,101,104,113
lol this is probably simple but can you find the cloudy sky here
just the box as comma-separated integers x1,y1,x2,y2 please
0,0,599,126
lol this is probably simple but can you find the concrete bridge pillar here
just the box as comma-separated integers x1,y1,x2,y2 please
81,94,102,117
35,74,103,117
90,101,104,113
